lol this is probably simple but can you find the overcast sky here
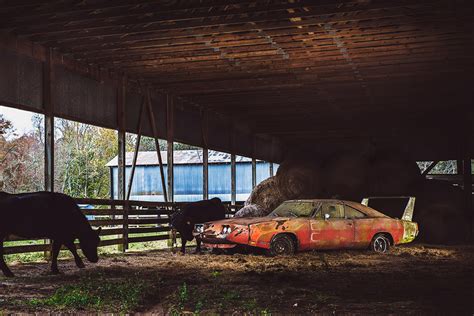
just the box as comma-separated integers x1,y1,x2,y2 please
0,105,35,136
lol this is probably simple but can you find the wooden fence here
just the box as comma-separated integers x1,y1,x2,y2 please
4,198,242,255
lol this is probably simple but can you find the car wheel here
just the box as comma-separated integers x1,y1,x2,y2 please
267,234,296,256
370,234,390,253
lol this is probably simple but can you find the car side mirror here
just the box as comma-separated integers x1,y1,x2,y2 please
324,213,330,220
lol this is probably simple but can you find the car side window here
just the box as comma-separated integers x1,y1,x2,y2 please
321,203,344,219
345,205,366,219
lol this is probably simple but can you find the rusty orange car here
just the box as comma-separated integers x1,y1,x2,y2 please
193,198,419,255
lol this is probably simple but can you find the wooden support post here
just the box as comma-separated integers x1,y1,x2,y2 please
231,154,236,205
117,76,126,201
43,48,54,193
203,148,209,199
43,48,54,259
167,95,174,203
126,97,146,201
201,110,209,200
117,75,126,252
422,160,439,177
463,156,472,240
123,201,129,251
252,158,257,189
269,162,274,177
146,90,168,203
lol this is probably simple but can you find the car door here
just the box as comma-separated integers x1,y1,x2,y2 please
309,201,355,249
344,203,372,248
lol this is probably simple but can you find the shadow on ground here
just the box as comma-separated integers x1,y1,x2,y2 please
0,244,473,314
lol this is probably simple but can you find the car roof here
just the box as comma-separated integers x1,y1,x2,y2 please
282,199,389,218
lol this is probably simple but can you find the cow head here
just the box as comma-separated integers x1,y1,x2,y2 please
79,227,101,263
170,210,194,241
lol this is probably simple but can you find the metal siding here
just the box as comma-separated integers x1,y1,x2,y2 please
173,164,203,202
0,49,43,110
54,65,116,128
111,162,272,202
256,162,271,184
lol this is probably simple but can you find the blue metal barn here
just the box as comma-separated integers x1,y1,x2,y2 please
107,150,273,202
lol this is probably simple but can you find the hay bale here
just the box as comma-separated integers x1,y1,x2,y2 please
322,151,370,201
276,159,320,199
245,176,286,215
234,204,266,218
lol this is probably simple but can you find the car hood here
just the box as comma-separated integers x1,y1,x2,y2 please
204,216,289,226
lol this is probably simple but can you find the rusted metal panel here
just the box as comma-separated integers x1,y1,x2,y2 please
0,49,43,111
53,65,116,129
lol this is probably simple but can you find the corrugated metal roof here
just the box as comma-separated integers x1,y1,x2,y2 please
106,150,254,167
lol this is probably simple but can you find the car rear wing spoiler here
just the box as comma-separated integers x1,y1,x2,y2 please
361,196,415,221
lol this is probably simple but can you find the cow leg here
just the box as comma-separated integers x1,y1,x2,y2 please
64,241,85,269
50,240,62,274
0,237,14,277
195,237,202,254
181,239,187,254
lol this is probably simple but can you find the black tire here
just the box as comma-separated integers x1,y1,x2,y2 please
211,248,224,255
370,233,391,253
267,234,296,256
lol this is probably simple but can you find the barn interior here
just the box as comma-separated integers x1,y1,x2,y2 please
0,0,473,314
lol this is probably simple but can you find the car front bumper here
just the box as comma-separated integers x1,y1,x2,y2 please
193,233,238,249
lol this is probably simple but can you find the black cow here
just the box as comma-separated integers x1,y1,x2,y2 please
0,191,101,277
170,197,226,254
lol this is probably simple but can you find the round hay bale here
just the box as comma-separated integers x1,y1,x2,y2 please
276,159,320,199
321,151,370,201
245,176,286,215
234,204,266,218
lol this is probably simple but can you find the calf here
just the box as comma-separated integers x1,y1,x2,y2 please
170,197,226,254
0,191,101,277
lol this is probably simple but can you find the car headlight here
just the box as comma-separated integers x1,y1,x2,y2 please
194,224,204,233
221,225,232,235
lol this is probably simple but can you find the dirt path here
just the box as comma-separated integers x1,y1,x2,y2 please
1,244,473,314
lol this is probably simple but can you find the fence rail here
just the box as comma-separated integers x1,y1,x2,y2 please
4,198,243,256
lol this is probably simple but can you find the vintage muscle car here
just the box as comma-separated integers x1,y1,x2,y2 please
193,198,418,255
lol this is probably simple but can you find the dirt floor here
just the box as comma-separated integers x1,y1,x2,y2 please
0,244,473,314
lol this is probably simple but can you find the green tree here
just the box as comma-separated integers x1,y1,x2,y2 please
54,119,118,199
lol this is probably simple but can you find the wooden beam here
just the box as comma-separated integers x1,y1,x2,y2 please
126,97,146,201
231,154,236,205
201,110,209,200
270,163,274,177
43,48,54,192
146,89,168,203
117,76,126,202
463,141,472,240
26,1,436,43
422,160,440,177
167,94,174,203
252,158,257,189
203,149,209,200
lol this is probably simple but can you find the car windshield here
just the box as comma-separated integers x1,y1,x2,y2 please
270,201,315,217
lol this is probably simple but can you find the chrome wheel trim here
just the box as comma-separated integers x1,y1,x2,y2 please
373,236,387,253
